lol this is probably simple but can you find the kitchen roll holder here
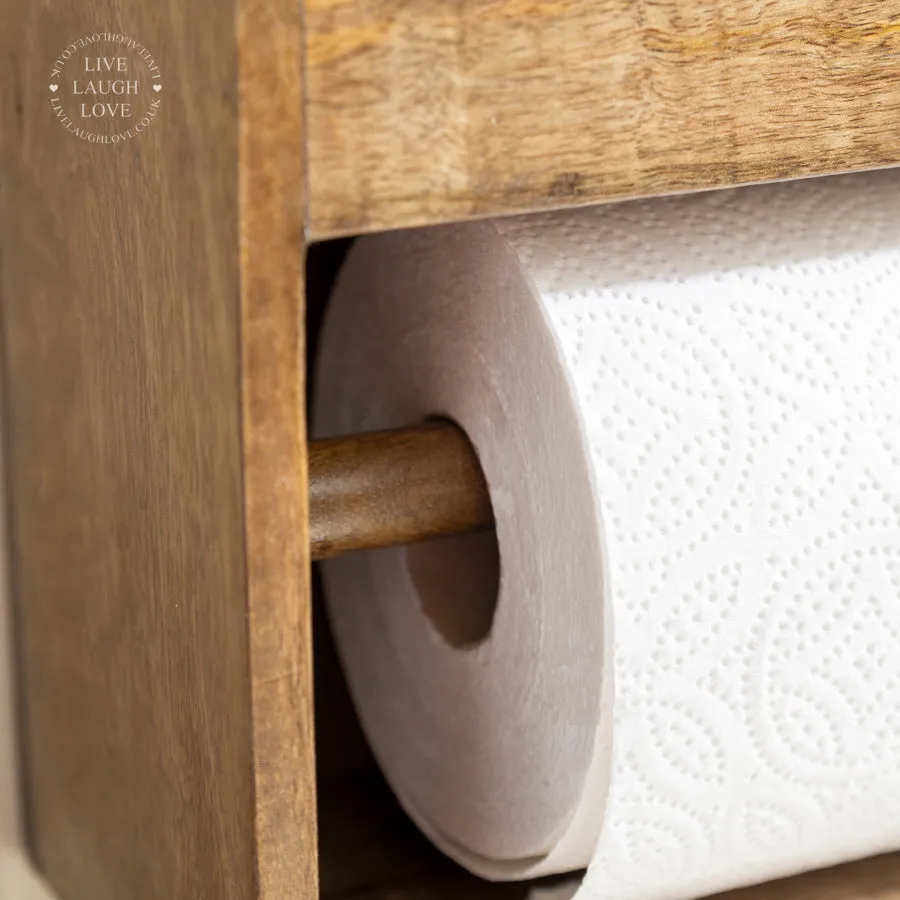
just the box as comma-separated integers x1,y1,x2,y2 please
309,421,494,561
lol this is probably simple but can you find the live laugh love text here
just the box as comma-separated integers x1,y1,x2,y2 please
49,34,162,144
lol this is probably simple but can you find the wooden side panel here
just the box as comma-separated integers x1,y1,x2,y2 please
0,1,313,899
306,0,900,237
239,0,317,896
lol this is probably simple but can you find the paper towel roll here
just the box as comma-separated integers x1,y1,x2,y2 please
314,170,900,899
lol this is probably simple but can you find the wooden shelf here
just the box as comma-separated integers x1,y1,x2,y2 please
3,1,900,899
306,0,900,238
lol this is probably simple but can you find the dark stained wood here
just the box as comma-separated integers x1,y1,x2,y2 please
309,422,494,560
0,1,314,899
305,0,900,237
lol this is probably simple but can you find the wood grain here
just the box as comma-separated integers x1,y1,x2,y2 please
309,422,494,560
305,0,900,237
0,2,313,899
238,0,317,896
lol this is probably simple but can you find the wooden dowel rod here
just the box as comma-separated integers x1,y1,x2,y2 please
309,421,495,561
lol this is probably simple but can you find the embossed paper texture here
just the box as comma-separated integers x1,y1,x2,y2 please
316,170,900,899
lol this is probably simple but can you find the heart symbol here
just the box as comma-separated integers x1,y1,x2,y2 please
49,84,58,92
152,84,162,92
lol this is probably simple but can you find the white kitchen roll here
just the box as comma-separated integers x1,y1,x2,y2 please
314,170,900,900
